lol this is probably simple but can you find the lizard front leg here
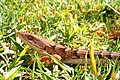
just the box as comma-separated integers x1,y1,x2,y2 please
39,54,61,64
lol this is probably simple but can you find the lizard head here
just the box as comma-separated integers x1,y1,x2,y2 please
17,32,48,54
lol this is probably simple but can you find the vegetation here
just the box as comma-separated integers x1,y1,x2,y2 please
0,0,120,79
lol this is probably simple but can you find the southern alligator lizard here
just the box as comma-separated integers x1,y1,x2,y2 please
17,32,120,64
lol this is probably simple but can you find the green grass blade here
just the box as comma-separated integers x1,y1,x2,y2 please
5,66,20,80
10,37,23,52
89,40,97,76
15,45,29,63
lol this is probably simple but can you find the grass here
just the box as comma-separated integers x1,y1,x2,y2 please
0,0,120,79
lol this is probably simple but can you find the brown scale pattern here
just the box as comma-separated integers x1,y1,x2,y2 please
17,32,120,64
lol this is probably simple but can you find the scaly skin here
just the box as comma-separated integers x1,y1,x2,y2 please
17,32,120,64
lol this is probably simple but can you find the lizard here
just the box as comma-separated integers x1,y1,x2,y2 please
17,32,120,64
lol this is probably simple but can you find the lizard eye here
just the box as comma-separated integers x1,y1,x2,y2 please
28,36,33,40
